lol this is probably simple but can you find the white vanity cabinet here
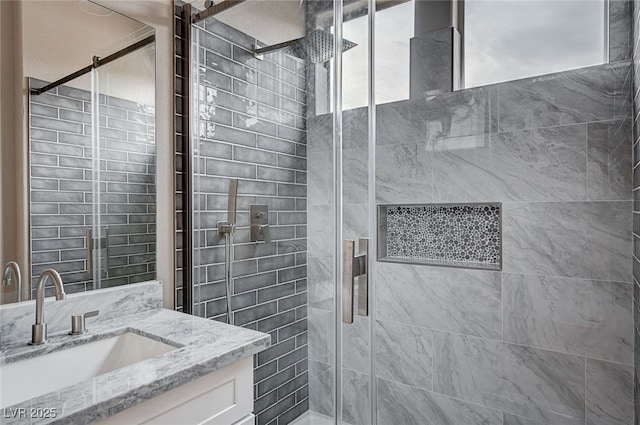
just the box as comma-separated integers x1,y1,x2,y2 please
97,356,255,425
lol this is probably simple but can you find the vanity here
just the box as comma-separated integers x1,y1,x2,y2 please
0,281,270,424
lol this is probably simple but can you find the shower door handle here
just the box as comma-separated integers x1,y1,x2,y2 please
342,238,369,324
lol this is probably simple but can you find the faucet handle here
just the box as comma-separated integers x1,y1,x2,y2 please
258,224,271,243
69,310,100,335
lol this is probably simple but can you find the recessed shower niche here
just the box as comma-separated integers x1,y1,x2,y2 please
377,203,502,270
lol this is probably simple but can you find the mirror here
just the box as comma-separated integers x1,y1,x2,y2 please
1,0,156,304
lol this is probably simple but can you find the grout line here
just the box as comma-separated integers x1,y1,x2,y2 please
584,358,587,425
378,316,634,366
197,34,305,85
379,376,504,418
585,122,589,199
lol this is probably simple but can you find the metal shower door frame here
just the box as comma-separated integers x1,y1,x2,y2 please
333,0,378,423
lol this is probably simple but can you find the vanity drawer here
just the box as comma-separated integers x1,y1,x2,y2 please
96,356,254,425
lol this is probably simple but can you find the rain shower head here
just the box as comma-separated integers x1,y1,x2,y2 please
291,29,357,64
254,29,357,64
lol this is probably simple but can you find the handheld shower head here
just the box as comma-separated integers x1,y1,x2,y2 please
217,178,238,236
227,178,238,225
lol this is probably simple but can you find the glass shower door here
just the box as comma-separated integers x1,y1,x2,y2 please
186,0,376,423
93,34,156,289
309,0,375,422
337,0,375,423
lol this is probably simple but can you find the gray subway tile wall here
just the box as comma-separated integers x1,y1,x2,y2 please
175,7,308,425
29,79,156,296
632,0,640,422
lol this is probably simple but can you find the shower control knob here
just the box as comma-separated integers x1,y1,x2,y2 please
250,204,270,243
256,224,271,243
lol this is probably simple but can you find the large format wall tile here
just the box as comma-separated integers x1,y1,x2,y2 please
613,60,633,120
376,142,432,204
609,0,633,62
375,320,433,390
586,358,634,425
376,101,425,146
587,119,633,201
377,378,502,425
343,204,369,241
342,316,371,374
308,307,334,364
343,107,368,150
421,86,497,140
343,148,369,205
308,205,334,258
433,125,587,202
306,113,332,153
307,256,333,310
308,360,334,417
307,150,332,206
503,273,633,363
498,65,619,132
503,201,632,282
376,262,502,339
503,414,549,425
433,332,586,425
343,369,371,425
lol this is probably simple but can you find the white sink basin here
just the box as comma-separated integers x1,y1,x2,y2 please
0,332,176,408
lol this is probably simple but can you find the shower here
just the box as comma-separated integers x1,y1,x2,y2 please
253,29,357,64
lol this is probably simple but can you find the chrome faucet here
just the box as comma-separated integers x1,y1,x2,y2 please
2,261,22,302
30,269,66,345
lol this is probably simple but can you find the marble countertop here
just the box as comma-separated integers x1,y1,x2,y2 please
0,308,271,424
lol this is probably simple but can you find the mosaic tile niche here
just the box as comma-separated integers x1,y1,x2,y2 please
378,203,502,270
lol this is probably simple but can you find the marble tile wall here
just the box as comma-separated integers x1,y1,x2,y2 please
305,2,636,423
174,8,308,425
632,0,640,422
372,66,634,425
